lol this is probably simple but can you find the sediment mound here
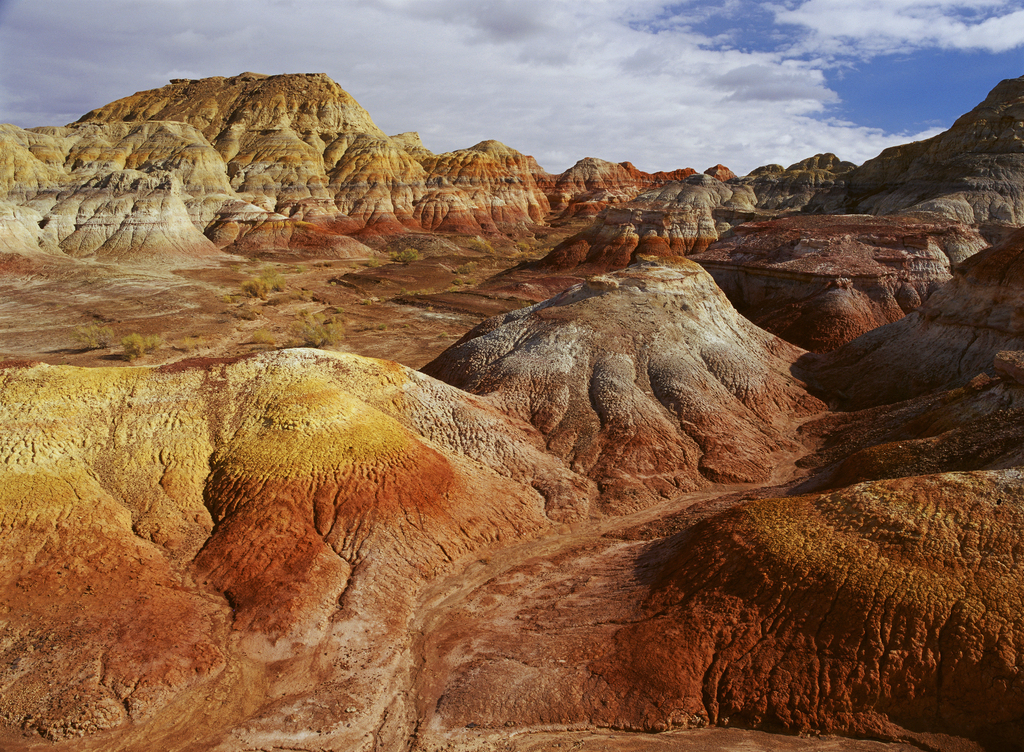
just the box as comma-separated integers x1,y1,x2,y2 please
424,260,823,511
736,152,856,213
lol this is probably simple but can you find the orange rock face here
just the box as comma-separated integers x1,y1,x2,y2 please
0,350,591,748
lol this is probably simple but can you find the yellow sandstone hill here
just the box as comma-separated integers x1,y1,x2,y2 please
0,349,590,748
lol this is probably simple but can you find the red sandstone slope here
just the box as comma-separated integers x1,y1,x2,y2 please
806,226,1024,408
690,214,988,351
413,467,1024,751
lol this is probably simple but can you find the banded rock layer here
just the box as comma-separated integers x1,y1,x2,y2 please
844,75,1024,225
535,174,758,273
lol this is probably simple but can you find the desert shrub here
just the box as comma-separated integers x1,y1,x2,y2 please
121,333,162,361
240,267,286,299
251,329,276,347
466,238,494,254
177,335,204,352
71,324,114,350
259,267,286,291
233,306,260,320
454,262,477,275
363,258,380,268
240,278,270,299
389,248,421,264
293,312,344,348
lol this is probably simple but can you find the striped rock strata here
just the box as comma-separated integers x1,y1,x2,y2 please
844,75,1024,226
535,174,758,273
75,72,553,239
539,157,697,219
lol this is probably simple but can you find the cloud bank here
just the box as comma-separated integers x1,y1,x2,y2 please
1,0,1021,174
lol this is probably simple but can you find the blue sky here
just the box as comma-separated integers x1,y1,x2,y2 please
1,0,1022,174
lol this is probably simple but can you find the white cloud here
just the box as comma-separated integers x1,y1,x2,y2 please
775,0,1024,55
0,0,1011,177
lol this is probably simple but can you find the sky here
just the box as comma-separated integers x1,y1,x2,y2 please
1,0,1022,175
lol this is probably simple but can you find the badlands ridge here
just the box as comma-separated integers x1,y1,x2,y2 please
2,72,1024,752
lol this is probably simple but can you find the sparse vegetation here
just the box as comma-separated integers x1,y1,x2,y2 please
233,306,260,320
467,238,494,254
240,278,270,299
121,333,162,361
177,335,204,352
71,323,115,350
293,312,345,348
240,267,287,299
363,258,380,268
454,262,478,275
251,329,276,347
389,248,421,264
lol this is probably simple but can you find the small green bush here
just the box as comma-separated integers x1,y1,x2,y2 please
121,333,162,361
259,267,286,291
466,238,494,254
389,248,420,264
454,262,478,275
251,329,276,347
241,267,286,299
293,312,344,348
71,324,115,350
240,278,270,299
